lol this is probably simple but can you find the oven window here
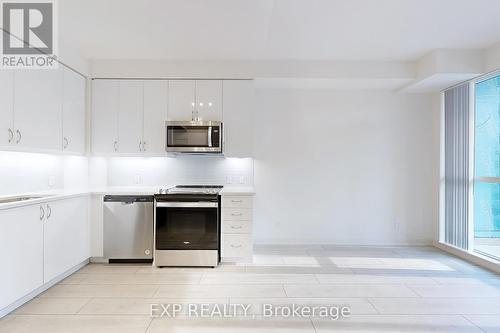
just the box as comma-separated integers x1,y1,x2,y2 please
167,126,210,147
156,207,218,250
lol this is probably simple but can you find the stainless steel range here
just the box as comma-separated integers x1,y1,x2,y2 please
154,185,223,267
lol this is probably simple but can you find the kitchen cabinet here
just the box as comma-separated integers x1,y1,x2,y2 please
168,80,222,121
62,66,86,154
0,70,14,149
0,204,43,310
92,80,119,153
143,81,168,153
220,194,254,262
92,79,168,155
0,196,89,314
167,80,195,121
118,81,144,153
195,80,222,121
0,66,86,154
14,69,63,150
222,80,254,157
43,197,89,282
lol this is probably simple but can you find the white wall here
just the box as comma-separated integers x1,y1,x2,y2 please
253,90,440,245
0,152,89,196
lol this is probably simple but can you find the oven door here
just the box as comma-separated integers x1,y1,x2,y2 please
155,202,219,250
166,121,222,153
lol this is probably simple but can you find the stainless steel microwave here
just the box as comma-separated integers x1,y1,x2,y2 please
166,121,223,154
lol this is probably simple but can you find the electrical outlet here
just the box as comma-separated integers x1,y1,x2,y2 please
225,176,232,184
48,175,56,187
239,176,246,184
133,175,141,185
393,222,400,232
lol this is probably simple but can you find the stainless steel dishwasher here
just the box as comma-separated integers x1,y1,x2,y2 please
103,195,154,263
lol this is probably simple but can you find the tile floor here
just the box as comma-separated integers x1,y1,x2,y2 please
1,246,500,332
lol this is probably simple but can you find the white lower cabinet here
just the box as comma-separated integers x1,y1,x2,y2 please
220,194,254,262
0,196,89,313
0,205,43,310
43,197,89,282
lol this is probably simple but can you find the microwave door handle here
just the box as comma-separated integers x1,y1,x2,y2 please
207,126,212,147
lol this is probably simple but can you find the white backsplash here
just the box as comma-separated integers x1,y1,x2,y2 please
0,152,89,196
0,151,253,197
104,156,254,187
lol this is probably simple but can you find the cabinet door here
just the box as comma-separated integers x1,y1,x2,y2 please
62,66,86,154
168,80,195,121
222,80,254,157
118,81,143,153
196,80,222,121
0,70,14,148
0,205,43,310
91,80,119,153
14,69,63,150
44,197,89,283
143,80,168,154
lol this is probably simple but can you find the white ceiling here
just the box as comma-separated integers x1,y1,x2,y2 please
60,0,500,61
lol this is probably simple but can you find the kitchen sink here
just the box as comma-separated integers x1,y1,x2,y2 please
0,195,55,204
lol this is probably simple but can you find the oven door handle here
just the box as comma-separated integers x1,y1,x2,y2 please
156,202,218,208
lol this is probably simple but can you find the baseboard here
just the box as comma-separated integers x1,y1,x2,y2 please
0,259,89,319
253,239,433,246
433,241,500,274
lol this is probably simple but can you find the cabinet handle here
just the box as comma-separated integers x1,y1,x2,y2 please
143,141,146,151
230,225,243,229
63,137,69,149
139,141,142,152
40,205,45,221
15,129,21,144
230,244,242,248
114,140,118,152
46,204,52,219
231,199,243,203
231,212,243,216
8,128,13,143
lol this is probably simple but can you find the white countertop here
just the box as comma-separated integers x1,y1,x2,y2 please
0,186,255,210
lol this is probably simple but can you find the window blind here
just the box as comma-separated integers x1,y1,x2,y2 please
444,83,470,249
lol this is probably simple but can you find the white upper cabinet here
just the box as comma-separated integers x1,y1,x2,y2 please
143,80,168,154
168,80,222,121
0,70,14,149
43,197,89,283
91,79,168,155
118,81,144,153
168,80,195,121
223,80,254,157
92,80,119,154
14,69,63,150
195,80,222,121
62,67,86,154
0,65,86,154
0,204,43,310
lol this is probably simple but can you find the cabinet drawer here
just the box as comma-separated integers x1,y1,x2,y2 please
222,234,252,258
222,208,253,221
222,219,252,234
222,196,253,208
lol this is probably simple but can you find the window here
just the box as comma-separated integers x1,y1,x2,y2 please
474,74,500,259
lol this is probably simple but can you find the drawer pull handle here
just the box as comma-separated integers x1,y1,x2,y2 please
230,244,242,248
231,212,243,216
230,226,243,229
231,199,243,203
